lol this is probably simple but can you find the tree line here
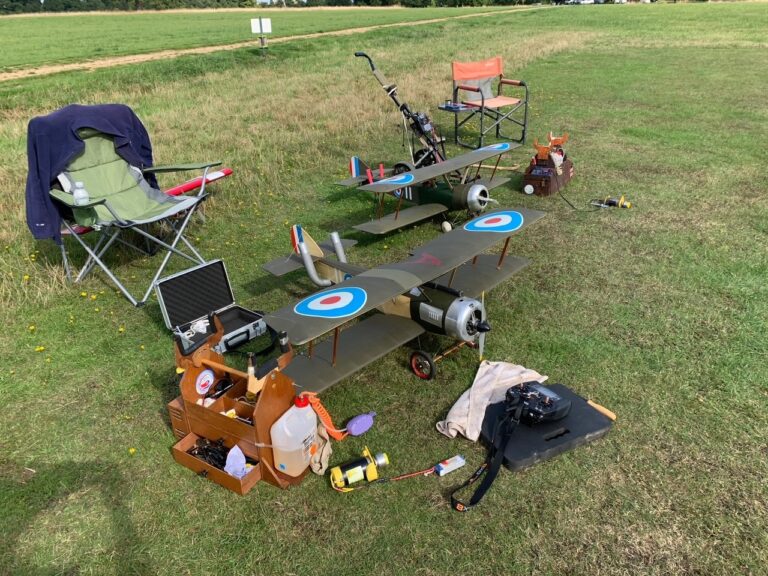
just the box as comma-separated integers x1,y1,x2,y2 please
0,0,531,15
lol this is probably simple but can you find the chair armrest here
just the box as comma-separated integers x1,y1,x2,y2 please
498,77,528,99
144,161,222,174
50,189,106,209
457,84,481,93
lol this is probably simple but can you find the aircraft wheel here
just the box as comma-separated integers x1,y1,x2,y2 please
410,351,436,380
393,161,414,175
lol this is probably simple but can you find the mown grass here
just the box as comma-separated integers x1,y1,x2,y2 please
1,3,767,575
0,5,515,72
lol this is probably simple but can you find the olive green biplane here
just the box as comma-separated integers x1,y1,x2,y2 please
262,208,544,393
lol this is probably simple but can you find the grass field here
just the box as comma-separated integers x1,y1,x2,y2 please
1,3,768,575
0,5,514,72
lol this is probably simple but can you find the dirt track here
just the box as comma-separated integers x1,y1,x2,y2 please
0,6,542,83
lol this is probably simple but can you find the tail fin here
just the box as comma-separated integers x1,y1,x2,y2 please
290,224,323,258
349,156,369,178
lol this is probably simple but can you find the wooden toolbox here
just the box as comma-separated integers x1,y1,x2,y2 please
169,318,305,495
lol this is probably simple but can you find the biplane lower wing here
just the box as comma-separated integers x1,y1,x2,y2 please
435,254,530,298
282,314,425,393
264,207,545,345
353,203,448,235
357,142,519,194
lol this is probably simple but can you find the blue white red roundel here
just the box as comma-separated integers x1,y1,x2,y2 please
464,211,524,233
381,173,415,186
294,287,368,319
195,369,216,395
478,142,512,153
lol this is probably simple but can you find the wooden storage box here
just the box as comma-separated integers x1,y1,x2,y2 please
523,158,574,197
172,432,262,495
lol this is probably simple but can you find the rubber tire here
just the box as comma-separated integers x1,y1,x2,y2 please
393,161,415,175
414,148,437,168
410,351,436,380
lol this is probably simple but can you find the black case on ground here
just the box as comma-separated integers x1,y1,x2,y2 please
155,260,267,354
480,383,613,471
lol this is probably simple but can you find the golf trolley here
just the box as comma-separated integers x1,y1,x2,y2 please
355,52,447,170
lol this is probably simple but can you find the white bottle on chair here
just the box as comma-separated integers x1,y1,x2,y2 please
73,181,89,206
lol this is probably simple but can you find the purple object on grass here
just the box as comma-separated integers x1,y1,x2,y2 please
346,412,376,436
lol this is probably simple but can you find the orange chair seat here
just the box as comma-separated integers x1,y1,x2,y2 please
462,96,521,109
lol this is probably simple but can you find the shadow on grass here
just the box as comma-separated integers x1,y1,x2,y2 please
0,459,151,575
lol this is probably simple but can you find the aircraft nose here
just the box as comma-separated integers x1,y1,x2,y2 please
477,320,491,333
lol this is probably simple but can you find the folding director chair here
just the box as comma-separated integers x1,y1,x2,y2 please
49,128,220,307
451,56,529,149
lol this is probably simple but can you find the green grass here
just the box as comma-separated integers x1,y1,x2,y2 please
1,3,768,575
0,5,514,72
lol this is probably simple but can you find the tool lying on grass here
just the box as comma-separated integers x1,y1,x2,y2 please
590,195,633,209
330,447,466,493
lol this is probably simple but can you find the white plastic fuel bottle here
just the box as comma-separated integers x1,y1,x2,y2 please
270,395,318,477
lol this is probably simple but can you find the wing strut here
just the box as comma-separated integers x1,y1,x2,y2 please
332,327,340,367
497,237,511,269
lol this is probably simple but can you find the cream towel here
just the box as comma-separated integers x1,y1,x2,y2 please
436,360,547,441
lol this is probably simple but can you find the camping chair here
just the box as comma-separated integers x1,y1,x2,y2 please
451,56,529,149
50,128,218,307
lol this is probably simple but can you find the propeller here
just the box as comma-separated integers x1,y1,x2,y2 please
477,292,491,361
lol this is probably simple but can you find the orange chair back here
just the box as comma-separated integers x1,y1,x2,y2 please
452,57,504,82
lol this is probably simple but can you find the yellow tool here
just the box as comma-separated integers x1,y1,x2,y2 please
330,446,389,492
592,195,632,209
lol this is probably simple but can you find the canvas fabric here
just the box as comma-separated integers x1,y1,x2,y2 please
436,360,547,442
50,130,197,227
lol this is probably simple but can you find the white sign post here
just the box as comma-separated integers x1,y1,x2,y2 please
250,18,272,56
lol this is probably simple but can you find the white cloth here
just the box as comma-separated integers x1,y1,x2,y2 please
310,423,332,475
436,361,547,442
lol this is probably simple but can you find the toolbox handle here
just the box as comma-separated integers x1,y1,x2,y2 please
224,332,249,350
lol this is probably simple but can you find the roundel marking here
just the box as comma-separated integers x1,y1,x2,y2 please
381,173,415,186
464,210,524,233
294,287,368,319
195,369,216,395
478,142,512,153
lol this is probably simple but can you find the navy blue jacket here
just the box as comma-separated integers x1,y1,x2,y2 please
25,103,156,244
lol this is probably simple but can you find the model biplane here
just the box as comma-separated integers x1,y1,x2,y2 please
343,51,522,235
262,208,545,393
339,143,518,234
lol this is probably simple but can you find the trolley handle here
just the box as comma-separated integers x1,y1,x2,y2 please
355,51,392,90
354,51,375,70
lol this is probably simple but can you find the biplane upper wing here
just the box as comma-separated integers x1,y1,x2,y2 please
264,207,545,345
356,142,519,194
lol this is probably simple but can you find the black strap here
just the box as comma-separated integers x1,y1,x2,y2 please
451,403,523,512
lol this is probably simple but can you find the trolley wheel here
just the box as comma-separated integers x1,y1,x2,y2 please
410,350,436,380
414,148,437,168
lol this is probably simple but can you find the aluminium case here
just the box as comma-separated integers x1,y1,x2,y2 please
155,259,267,353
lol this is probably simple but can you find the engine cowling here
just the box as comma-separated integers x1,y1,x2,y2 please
466,184,490,213
411,291,490,342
